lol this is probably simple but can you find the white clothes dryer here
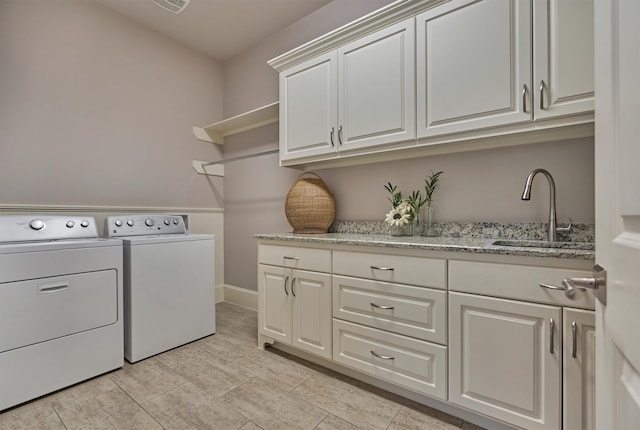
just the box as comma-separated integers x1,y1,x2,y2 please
104,214,215,363
0,215,123,411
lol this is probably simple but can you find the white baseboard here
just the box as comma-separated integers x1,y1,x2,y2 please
220,284,257,310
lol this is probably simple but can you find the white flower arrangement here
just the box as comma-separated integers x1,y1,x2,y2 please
385,200,412,227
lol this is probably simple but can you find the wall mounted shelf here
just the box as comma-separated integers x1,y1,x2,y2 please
192,102,279,145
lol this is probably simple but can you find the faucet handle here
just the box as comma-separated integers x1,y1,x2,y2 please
556,218,573,234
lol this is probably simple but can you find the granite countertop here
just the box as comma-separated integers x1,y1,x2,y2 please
254,232,595,260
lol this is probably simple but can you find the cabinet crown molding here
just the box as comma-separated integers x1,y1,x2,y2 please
268,0,445,72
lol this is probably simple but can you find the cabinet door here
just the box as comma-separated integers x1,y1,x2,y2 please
416,0,532,138
449,292,561,430
337,18,415,151
279,51,337,161
563,308,595,430
258,265,292,344
290,269,332,359
533,0,594,119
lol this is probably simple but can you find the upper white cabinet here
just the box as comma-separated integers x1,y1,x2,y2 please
416,0,532,137
533,0,594,119
279,18,415,163
416,0,594,138
270,0,594,167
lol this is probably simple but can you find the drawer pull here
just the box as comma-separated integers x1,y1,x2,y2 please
370,302,394,310
283,256,299,261
370,350,394,360
283,276,289,296
370,265,394,271
291,277,297,297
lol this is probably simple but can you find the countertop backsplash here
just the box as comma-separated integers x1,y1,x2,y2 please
329,221,595,243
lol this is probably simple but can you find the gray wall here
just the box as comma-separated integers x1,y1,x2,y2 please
0,0,224,208
222,0,595,292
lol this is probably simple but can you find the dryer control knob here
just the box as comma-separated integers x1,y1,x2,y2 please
80,220,90,228
127,220,134,226
29,219,45,230
145,218,154,227
114,219,123,227
66,221,75,228
173,219,180,225
164,219,170,226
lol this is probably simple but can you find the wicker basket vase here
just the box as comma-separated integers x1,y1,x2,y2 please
285,172,336,234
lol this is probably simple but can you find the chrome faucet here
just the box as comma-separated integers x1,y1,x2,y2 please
521,168,571,241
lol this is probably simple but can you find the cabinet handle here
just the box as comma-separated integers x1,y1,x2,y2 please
338,125,343,145
370,265,394,271
291,277,297,297
370,302,395,310
330,127,335,147
283,275,289,296
522,84,528,113
549,318,555,354
572,321,578,358
283,256,299,260
370,350,394,360
539,80,545,110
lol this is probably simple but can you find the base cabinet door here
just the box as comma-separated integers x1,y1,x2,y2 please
291,269,332,359
449,292,561,430
258,265,292,344
563,308,595,430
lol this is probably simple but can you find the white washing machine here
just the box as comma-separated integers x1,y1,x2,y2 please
0,215,123,411
104,214,215,363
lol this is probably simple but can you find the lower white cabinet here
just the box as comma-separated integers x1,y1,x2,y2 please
258,241,595,430
563,308,595,430
258,246,332,360
449,292,562,430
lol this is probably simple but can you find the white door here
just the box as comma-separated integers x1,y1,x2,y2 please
448,292,561,430
563,308,595,430
594,0,640,427
279,51,337,161
533,0,594,119
337,18,415,151
258,265,292,344
290,269,332,359
416,0,532,138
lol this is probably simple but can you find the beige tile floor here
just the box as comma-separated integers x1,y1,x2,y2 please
0,303,486,430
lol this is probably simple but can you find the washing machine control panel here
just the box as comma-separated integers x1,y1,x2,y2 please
0,215,99,242
104,215,186,237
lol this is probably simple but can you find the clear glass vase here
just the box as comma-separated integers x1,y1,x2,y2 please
424,204,437,237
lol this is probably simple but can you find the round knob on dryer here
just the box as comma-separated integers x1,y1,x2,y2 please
66,221,75,228
164,219,170,226
29,219,45,230
80,220,90,228
173,219,179,225
145,218,154,227
127,219,134,227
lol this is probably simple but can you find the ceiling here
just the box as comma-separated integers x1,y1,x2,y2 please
95,0,334,61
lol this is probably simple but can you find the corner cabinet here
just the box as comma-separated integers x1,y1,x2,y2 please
278,18,415,163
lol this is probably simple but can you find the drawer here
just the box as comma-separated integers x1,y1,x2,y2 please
333,250,446,289
333,275,446,344
0,270,118,353
449,260,595,309
333,319,447,400
259,244,331,272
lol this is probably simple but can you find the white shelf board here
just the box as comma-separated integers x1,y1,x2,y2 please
192,101,279,145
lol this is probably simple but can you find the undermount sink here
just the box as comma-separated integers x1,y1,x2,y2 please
491,240,595,251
